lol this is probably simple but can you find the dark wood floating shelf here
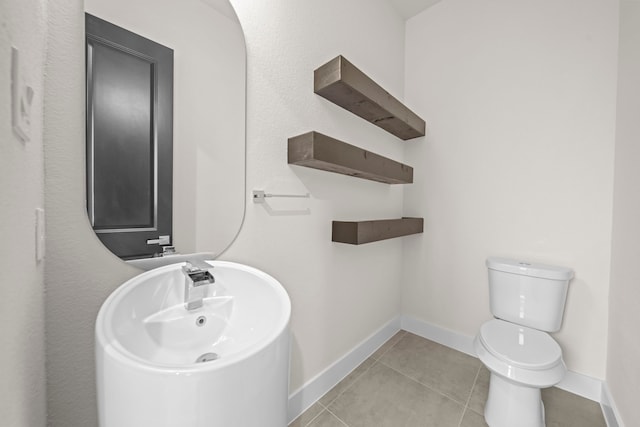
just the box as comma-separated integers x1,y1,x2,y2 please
288,131,413,184
332,217,424,245
314,55,426,140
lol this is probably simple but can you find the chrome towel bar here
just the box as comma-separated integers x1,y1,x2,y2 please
252,190,310,203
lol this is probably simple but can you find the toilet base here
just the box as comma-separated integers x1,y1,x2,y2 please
484,372,545,427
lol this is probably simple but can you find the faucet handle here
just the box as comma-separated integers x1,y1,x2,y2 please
183,260,215,287
162,246,176,255
184,259,213,273
146,235,171,245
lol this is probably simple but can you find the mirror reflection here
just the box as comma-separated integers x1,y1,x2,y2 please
84,0,246,268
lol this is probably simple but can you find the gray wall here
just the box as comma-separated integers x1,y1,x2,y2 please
608,1,640,425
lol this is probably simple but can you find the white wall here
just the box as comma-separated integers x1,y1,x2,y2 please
403,0,619,379
219,0,407,394
608,1,640,425
42,0,633,425
0,0,48,425
44,0,407,425
44,1,141,426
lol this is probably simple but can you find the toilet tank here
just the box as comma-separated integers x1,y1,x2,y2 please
486,257,573,332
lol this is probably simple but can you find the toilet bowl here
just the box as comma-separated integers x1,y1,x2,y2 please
475,257,573,427
474,319,566,427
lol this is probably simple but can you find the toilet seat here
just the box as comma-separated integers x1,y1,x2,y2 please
474,319,566,388
479,319,562,370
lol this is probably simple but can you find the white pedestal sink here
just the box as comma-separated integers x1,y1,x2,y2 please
95,261,291,427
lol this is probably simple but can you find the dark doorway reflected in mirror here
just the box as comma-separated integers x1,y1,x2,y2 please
86,13,173,259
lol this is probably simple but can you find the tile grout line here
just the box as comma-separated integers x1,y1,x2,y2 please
457,365,482,427
377,357,469,408
298,331,408,426
325,406,350,427
302,332,605,427
320,359,379,408
322,331,407,408
378,330,481,408
372,330,407,362
298,401,328,427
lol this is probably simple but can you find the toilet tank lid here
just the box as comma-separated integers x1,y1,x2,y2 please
486,257,574,280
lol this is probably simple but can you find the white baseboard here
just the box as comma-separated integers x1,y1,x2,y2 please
287,314,624,427
400,314,476,356
555,370,602,402
601,382,625,427
287,316,401,423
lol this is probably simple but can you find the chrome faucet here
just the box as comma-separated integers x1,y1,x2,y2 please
182,260,215,310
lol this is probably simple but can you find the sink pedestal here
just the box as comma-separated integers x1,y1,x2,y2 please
95,261,291,427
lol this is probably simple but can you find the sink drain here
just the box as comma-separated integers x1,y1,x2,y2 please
195,316,207,327
195,352,219,363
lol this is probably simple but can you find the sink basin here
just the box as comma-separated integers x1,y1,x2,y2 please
141,296,233,363
95,261,291,427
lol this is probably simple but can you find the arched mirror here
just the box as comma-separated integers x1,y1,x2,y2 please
84,0,246,269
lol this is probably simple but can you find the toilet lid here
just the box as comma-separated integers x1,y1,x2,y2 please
479,319,562,370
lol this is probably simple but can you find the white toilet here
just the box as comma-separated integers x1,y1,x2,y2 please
474,257,573,427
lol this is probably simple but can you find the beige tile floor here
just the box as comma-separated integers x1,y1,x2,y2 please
290,331,607,427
